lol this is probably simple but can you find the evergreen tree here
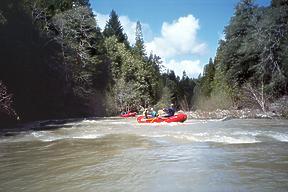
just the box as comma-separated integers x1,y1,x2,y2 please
223,0,257,87
53,6,110,115
249,2,288,96
103,10,129,46
155,86,174,110
0,0,71,120
200,58,215,97
133,21,146,57
104,36,152,110
210,40,235,109
178,71,196,110
200,0,288,110
271,0,288,7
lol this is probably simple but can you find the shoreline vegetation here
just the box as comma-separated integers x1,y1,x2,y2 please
1,107,287,133
187,109,281,120
189,95,288,120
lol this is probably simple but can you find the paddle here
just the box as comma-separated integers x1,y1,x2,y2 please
151,117,157,123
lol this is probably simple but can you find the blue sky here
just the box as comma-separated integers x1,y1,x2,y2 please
91,0,271,78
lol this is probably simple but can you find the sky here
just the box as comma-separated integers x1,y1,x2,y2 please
91,0,271,78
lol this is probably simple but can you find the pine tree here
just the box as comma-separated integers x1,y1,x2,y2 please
223,0,257,87
200,58,215,97
249,1,288,96
134,21,146,57
178,71,196,110
271,0,288,7
103,10,129,46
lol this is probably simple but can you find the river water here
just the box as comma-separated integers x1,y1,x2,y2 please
0,118,288,192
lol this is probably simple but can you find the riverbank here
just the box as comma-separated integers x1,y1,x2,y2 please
1,108,286,132
187,96,288,120
186,108,282,120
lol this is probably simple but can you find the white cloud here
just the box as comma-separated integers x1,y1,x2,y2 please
119,15,137,44
145,14,207,58
163,59,202,78
94,12,206,78
94,12,152,45
94,12,108,31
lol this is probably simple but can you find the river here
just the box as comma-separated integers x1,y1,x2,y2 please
0,118,288,192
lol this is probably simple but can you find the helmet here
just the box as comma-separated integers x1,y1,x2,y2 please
151,108,154,110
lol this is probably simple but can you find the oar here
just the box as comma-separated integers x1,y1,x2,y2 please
151,117,157,123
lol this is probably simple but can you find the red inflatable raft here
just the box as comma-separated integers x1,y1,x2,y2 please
120,112,137,117
137,113,187,123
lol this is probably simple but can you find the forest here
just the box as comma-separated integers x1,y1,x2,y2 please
0,0,287,125
197,0,288,115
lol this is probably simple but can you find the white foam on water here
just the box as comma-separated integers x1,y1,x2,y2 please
233,131,262,137
268,133,288,142
30,131,105,142
71,133,105,139
183,121,207,125
172,134,259,144
139,130,260,144
80,119,105,124
30,131,56,142
214,135,259,144
233,130,288,142
0,138,11,143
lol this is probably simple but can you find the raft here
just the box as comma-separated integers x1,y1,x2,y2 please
120,112,137,117
137,113,187,123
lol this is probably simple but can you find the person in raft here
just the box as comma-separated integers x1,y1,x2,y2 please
163,104,176,117
150,108,157,117
143,108,149,119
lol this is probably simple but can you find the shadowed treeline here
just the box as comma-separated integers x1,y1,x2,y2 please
0,0,108,125
0,0,196,127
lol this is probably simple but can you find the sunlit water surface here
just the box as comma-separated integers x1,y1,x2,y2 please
0,118,288,192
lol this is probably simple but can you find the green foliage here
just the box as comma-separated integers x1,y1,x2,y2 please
114,78,142,111
250,5,288,97
177,71,196,110
196,92,234,111
271,0,288,7
199,58,215,97
0,0,113,123
103,10,129,46
159,70,197,111
133,21,146,58
104,36,160,111
52,6,110,113
154,86,173,110
223,0,256,88
2,0,288,125
195,0,288,111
